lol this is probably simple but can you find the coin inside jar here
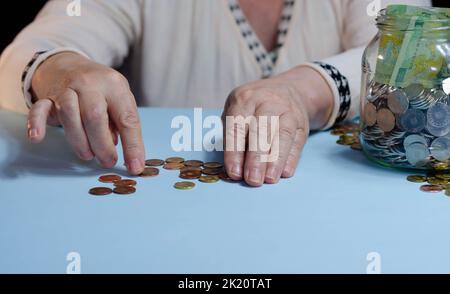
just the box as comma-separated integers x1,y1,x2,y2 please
140,167,160,177
376,108,396,132
89,187,113,196
363,103,377,127
98,174,122,183
113,186,136,195
145,159,165,167
165,157,185,164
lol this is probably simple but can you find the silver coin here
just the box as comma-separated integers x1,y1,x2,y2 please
363,103,377,126
387,90,409,114
403,83,424,100
405,143,430,166
403,134,428,149
430,137,450,162
399,109,426,133
427,103,449,128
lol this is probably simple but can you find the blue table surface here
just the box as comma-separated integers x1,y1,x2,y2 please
0,107,449,274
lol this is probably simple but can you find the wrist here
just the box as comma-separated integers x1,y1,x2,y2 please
273,66,334,130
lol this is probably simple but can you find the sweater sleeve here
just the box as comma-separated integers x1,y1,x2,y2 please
299,0,432,130
0,0,143,112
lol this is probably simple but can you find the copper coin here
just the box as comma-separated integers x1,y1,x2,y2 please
376,108,396,133
113,186,136,195
218,171,234,182
140,167,160,177
420,185,444,193
163,162,185,170
114,179,137,187
363,103,377,127
180,171,202,180
145,159,165,167
203,162,223,169
202,167,223,175
199,175,220,183
174,181,195,190
184,160,204,167
180,166,202,173
165,157,185,164
89,187,113,196
98,174,122,183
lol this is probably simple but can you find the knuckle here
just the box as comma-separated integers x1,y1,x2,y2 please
118,110,140,129
84,104,106,123
105,70,128,86
279,125,297,140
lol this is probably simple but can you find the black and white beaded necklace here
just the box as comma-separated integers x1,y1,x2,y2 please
228,0,295,78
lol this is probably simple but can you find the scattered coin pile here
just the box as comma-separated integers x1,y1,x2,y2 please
331,124,450,196
89,157,236,195
361,81,450,170
331,123,362,151
407,173,450,197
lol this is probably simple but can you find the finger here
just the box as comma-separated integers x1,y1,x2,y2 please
222,96,255,181
264,112,297,184
243,114,271,187
27,99,53,143
78,90,117,168
54,88,94,161
282,127,308,178
109,121,119,146
107,92,145,175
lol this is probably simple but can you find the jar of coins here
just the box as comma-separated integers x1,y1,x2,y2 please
360,5,450,170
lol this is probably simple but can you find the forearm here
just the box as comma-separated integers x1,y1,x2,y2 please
271,66,334,130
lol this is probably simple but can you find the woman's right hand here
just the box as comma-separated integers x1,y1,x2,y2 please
28,52,145,175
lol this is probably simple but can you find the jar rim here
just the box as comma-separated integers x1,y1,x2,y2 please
376,7,450,32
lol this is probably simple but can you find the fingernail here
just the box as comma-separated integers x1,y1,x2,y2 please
28,128,38,139
128,158,142,173
230,164,242,177
249,168,262,184
265,167,278,183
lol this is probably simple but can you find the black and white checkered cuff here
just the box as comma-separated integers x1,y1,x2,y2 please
313,62,351,126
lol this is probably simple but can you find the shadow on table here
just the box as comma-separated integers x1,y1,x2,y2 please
0,110,127,179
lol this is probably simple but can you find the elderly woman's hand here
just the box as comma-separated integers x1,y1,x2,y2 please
222,66,334,187
27,52,145,175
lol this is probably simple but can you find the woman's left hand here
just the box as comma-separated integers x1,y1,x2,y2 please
222,66,334,187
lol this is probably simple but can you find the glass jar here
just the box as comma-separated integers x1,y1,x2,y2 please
360,5,450,171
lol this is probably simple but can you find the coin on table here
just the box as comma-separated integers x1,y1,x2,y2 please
114,179,137,187
180,166,202,173
98,174,122,183
113,186,136,195
165,157,185,164
376,108,396,132
387,90,410,114
430,137,450,162
403,83,424,100
199,175,220,183
405,143,430,166
407,175,427,183
427,177,448,185
403,134,428,150
179,171,202,180
399,109,426,133
218,171,235,182
202,167,223,175
89,187,113,196
174,181,195,190
140,167,160,177
351,143,363,151
420,184,444,193
432,161,450,171
363,103,377,127
145,159,165,167
184,160,204,168
436,174,450,181
203,162,223,169
163,162,185,170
